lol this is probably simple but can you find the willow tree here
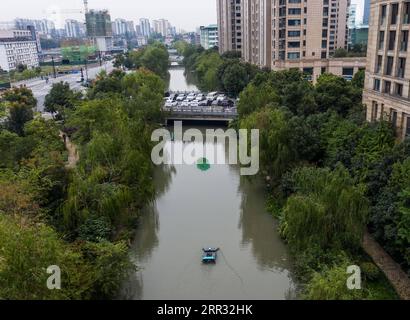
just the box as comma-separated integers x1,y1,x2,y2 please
282,165,369,252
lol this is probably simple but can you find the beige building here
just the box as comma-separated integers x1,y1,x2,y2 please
218,0,350,68
272,0,349,69
363,0,410,139
276,56,366,82
217,0,243,53
242,0,272,67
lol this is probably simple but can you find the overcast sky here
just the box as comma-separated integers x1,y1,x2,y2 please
1,0,364,31
0,0,217,31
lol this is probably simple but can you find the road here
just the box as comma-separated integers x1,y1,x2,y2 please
15,61,114,113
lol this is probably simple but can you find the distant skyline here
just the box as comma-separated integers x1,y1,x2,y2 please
0,0,366,31
0,0,217,31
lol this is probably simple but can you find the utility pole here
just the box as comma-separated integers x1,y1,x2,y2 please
51,56,56,78
85,59,89,81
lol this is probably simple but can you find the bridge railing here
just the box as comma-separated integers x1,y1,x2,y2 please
164,109,238,118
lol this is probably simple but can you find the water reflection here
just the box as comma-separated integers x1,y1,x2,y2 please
120,69,296,300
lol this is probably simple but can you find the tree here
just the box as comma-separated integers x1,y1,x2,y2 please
282,165,369,251
44,82,80,119
351,69,365,89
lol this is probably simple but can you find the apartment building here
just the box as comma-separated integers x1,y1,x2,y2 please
272,0,349,69
217,0,243,53
200,24,219,49
242,0,272,67
0,30,39,71
363,0,410,139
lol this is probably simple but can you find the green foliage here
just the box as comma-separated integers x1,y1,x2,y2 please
114,43,169,78
281,165,369,252
44,82,81,118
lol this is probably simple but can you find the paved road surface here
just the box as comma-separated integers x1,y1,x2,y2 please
15,61,114,113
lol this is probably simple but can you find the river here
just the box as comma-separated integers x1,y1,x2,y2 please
121,66,296,300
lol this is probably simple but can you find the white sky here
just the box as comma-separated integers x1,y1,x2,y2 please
0,0,364,31
0,0,217,31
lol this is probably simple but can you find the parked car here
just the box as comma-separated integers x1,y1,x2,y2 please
195,94,205,101
216,94,226,102
186,93,196,101
220,100,234,107
211,100,219,107
181,100,190,107
198,100,208,107
176,94,186,101
190,101,199,108
206,92,218,100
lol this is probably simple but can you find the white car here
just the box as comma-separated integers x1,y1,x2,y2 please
195,94,205,101
216,94,226,102
186,94,196,101
190,101,199,108
206,92,218,100
165,101,173,108
181,100,190,107
176,94,186,101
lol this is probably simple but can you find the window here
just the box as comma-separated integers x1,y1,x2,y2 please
288,30,301,37
321,67,327,74
381,5,387,25
288,8,301,15
388,31,396,50
379,31,385,50
404,2,410,24
391,3,399,25
391,110,398,128
322,40,327,48
287,52,300,59
406,117,410,136
372,102,379,121
323,18,328,27
397,57,406,78
384,81,391,94
376,55,383,73
395,83,403,96
288,19,301,26
322,29,328,37
288,0,301,3
374,78,381,91
401,31,409,51
288,41,301,48
323,7,329,17
386,56,394,75
321,51,327,58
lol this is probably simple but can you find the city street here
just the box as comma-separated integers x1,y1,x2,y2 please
15,61,114,112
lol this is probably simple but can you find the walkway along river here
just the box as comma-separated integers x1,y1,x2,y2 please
120,66,297,300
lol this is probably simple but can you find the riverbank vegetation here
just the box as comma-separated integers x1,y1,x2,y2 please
113,42,169,79
238,68,407,299
175,41,261,97
0,51,166,298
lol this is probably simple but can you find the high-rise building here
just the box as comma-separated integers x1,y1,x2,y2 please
0,30,39,71
85,10,112,37
217,0,364,81
85,10,113,52
153,19,171,37
139,18,151,37
217,0,243,53
65,19,84,38
113,18,128,35
363,0,410,139
363,0,371,25
242,0,272,67
200,24,219,49
14,19,55,36
348,4,357,29
272,0,349,68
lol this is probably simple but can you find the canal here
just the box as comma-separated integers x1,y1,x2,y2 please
121,66,297,300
